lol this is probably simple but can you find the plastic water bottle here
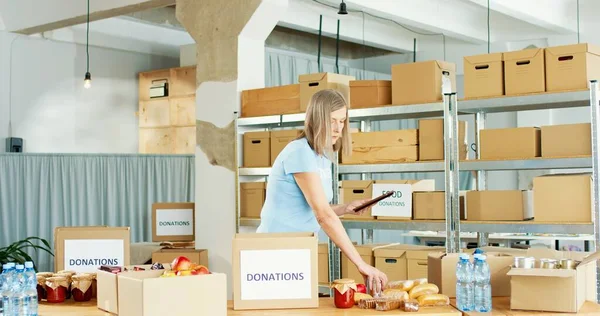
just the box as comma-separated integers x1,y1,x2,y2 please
12,265,26,316
474,254,492,312
24,262,38,316
455,253,474,311
1,264,14,316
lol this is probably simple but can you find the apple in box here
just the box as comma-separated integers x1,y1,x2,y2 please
161,256,211,277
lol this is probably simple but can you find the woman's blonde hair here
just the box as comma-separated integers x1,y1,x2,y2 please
299,89,351,159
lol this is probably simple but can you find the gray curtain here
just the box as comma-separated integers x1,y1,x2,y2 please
0,153,194,271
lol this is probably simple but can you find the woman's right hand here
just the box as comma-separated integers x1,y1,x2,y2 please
357,263,388,296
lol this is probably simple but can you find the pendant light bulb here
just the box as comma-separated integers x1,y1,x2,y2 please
84,72,92,89
338,0,348,15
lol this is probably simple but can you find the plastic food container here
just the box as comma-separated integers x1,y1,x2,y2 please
71,273,94,302
332,278,357,309
514,256,535,269
540,259,558,269
559,259,577,269
45,276,69,303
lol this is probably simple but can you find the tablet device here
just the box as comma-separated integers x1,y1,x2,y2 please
353,191,394,212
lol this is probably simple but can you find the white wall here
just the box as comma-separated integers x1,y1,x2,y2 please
0,31,179,153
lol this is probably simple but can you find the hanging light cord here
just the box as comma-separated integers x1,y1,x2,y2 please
487,0,490,53
86,0,90,73
577,0,580,44
311,0,446,60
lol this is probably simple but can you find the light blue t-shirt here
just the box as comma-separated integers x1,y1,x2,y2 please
256,137,333,234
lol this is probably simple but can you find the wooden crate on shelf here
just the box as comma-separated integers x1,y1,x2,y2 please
170,66,196,97
170,96,196,126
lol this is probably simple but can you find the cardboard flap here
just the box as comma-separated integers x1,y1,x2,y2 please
240,182,266,190
235,232,315,239
525,248,562,260
341,180,373,190
271,129,301,139
244,131,270,140
546,43,600,57
578,250,600,268
435,60,457,72
349,80,391,87
299,72,327,83
464,53,503,65
507,268,575,278
504,48,543,61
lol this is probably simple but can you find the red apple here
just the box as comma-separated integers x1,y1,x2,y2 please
171,256,193,272
176,270,199,276
193,265,210,275
356,283,366,294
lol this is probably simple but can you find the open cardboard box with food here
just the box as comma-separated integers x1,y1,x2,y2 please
507,248,600,313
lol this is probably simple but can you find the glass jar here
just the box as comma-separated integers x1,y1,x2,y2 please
331,278,357,309
88,272,98,298
45,276,69,303
53,272,75,299
71,274,94,302
36,275,47,301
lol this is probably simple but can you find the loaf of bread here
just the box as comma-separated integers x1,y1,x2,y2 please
408,283,439,299
357,298,377,309
354,292,373,304
417,294,450,307
385,280,415,292
375,298,402,311
382,289,409,301
413,278,427,286
402,299,420,312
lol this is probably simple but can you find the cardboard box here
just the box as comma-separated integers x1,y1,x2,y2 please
428,248,525,298
240,182,266,218
299,72,354,111
341,243,382,283
504,48,545,95
232,232,318,310
374,245,444,282
341,130,419,164
392,60,456,105
412,191,466,220
407,250,436,280
349,80,392,108
270,129,302,165
418,119,468,161
151,202,195,242
533,173,592,222
118,270,227,316
464,53,504,99
318,243,329,284
96,263,171,314
466,190,533,221
241,84,301,117
508,248,599,313
151,249,209,268
243,131,270,167
340,180,374,220
480,127,540,159
545,43,600,92
54,226,131,273
371,179,436,220
541,123,591,157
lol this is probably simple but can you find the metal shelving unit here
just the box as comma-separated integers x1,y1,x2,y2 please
234,84,600,300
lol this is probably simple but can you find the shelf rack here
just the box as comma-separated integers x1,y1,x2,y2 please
234,86,600,300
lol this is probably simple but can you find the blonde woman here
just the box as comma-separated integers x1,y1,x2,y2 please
256,89,389,294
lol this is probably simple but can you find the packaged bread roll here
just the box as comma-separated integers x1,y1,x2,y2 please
382,289,409,301
354,292,373,304
413,278,427,286
385,280,415,292
358,298,377,309
402,299,420,312
417,294,450,307
408,283,439,299
375,298,403,311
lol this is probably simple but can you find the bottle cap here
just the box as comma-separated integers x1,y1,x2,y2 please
474,254,481,260
7,262,15,268
476,255,487,261
16,264,25,270
2,264,9,270
24,262,34,268
459,253,470,260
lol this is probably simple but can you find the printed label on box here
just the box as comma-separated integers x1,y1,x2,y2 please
240,249,312,300
371,183,412,217
64,239,125,273
156,208,194,236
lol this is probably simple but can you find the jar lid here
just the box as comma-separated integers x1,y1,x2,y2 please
72,273,94,281
36,275,46,281
37,272,54,277
56,270,76,275
53,273,73,278
46,276,67,282
333,278,356,285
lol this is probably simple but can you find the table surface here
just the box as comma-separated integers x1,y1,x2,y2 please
451,297,600,315
38,297,461,315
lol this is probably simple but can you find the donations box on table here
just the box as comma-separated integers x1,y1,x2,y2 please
151,202,195,242
54,226,131,273
232,232,319,310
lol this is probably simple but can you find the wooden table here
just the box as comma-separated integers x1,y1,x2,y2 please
38,297,461,315
451,297,600,315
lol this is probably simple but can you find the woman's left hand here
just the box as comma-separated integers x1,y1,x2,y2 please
344,199,372,215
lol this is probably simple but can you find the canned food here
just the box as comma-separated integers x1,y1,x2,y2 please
514,256,535,269
540,258,558,269
559,259,577,269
